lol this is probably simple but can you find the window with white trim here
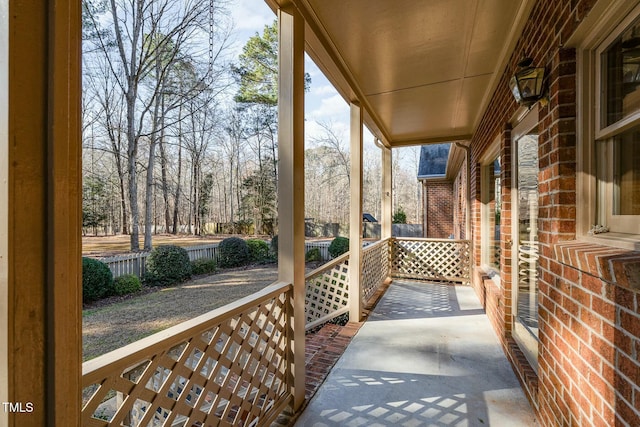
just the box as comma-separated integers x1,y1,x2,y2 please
593,11,640,237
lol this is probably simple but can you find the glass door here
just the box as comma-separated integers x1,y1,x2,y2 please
512,111,539,371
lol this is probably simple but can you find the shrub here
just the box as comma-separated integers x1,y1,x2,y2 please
191,258,217,275
82,257,114,303
328,237,349,258
392,207,407,224
113,274,142,296
145,245,192,287
305,247,322,262
247,239,270,262
218,237,250,268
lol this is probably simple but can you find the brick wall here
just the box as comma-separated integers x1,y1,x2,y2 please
423,181,453,238
465,0,640,426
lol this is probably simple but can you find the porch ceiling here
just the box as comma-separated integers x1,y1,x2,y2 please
267,0,535,147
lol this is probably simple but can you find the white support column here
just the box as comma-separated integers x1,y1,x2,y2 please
349,103,364,322
381,146,393,240
277,5,306,411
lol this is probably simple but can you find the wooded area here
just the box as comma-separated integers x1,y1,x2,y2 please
81,0,422,251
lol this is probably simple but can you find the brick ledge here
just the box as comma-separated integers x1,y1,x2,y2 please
553,240,640,290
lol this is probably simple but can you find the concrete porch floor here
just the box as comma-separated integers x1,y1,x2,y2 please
294,280,538,427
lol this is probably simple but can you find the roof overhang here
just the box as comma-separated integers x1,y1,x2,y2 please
266,0,535,148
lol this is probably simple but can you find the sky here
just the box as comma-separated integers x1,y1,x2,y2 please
228,0,420,171
229,0,370,150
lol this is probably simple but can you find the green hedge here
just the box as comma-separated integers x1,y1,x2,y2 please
305,247,322,262
191,258,217,275
113,274,142,295
145,245,192,287
82,257,114,303
328,236,349,258
218,237,250,268
247,239,270,262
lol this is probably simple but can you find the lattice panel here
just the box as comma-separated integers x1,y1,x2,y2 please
305,255,350,330
82,286,292,427
391,239,470,283
361,239,391,303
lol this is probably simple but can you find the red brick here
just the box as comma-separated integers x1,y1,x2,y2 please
590,333,614,361
582,273,604,294
615,398,640,427
571,286,591,307
591,295,615,320
619,310,640,340
618,352,640,386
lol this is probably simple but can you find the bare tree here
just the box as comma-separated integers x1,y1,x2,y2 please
84,0,230,250
84,56,131,234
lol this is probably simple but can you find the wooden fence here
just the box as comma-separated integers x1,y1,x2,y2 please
95,241,334,279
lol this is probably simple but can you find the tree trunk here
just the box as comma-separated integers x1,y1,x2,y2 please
172,129,183,234
144,69,163,250
127,94,140,251
159,108,171,234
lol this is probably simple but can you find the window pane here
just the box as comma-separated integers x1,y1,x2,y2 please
614,127,640,215
488,157,501,269
516,134,538,337
602,16,640,127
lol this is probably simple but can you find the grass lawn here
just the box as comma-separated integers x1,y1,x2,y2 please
82,265,279,361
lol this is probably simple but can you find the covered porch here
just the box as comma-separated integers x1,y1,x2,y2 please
6,0,639,426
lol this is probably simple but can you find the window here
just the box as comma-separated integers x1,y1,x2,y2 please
511,107,539,372
595,11,640,237
481,151,501,272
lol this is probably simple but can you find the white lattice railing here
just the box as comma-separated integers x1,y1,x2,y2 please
361,238,391,303
303,238,395,330
391,238,471,283
82,282,292,427
304,253,350,331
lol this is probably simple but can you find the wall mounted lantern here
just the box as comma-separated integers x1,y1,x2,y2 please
509,57,546,107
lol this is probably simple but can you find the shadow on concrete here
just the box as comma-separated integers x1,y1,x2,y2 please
302,368,496,426
294,281,537,427
369,281,485,321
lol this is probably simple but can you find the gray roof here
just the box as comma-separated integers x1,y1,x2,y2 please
417,143,451,178
363,213,377,222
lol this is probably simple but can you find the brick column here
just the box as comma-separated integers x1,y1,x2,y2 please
537,46,579,425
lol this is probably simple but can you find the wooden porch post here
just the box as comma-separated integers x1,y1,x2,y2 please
0,2,8,423
3,0,83,425
381,146,393,240
349,102,363,322
277,4,306,411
